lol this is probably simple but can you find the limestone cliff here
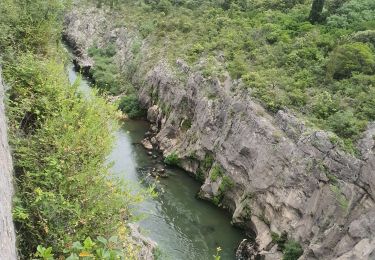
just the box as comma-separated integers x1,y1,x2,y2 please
64,7,375,259
0,67,17,259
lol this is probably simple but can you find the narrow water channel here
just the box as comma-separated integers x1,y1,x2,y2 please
67,63,245,260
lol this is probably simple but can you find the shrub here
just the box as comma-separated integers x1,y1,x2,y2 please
210,164,224,182
327,42,375,80
283,240,303,260
6,55,142,258
272,232,288,251
219,176,234,192
202,154,214,172
155,0,172,14
36,236,139,260
327,110,365,138
227,52,248,79
164,152,180,166
118,94,146,119
311,91,339,119
88,44,125,94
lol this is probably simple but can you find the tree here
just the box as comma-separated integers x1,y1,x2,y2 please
309,0,325,24
327,42,375,80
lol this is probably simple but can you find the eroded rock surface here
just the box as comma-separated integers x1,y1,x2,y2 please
128,223,157,260
64,7,375,259
0,68,17,259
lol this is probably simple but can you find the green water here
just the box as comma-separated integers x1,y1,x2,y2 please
68,63,245,260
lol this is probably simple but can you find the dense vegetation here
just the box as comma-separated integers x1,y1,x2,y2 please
87,43,146,118
93,0,375,153
0,0,143,258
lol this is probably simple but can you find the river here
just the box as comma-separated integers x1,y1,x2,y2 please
67,63,245,260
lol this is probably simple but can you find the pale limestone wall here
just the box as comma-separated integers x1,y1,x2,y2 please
0,67,17,259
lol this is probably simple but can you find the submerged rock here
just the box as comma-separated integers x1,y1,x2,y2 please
141,138,153,150
150,167,168,178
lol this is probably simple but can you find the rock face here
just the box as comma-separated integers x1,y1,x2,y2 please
128,223,157,260
64,7,375,259
0,68,17,259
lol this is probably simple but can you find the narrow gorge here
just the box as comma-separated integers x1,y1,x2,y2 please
63,5,375,260
1,0,375,259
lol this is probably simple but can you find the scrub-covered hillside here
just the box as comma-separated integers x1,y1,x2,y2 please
102,0,375,153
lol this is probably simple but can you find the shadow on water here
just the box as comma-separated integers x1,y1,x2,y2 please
67,62,245,260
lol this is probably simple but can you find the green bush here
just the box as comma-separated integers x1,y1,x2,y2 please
118,94,146,119
272,232,288,251
327,111,366,139
327,42,375,80
155,0,173,14
202,154,215,171
164,152,180,166
219,176,234,192
210,164,224,182
88,44,125,94
311,91,339,119
283,240,303,260
36,236,139,260
6,54,143,258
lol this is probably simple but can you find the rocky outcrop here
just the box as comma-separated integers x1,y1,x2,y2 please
0,67,17,259
128,223,158,260
64,6,375,259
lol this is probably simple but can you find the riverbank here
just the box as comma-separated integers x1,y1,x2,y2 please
68,58,245,258
0,1,158,258
64,4,375,259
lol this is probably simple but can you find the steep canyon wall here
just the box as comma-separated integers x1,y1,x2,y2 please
64,7,375,259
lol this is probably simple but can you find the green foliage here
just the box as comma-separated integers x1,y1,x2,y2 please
153,246,164,260
0,0,70,57
212,196,221,206
272,233,303,260
327,0,375,30
6,54,142,259
0,1,144,258
35,246,53,260
210,164,224,182
327,110,366,138
88,44,125,94
330,184,349,210
181,118,192,131
227,52,248,79
196,169,205,182
311,91,338,119
118,94,146,119
327,42,375,80
213,247,222,260
283,240,303,260
164,152,180,166
219,176,234,193
309,0,325,24
36,236,139,260
110,0,375,144
155,0,173,14
202,154,214,172
272,232,288,251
